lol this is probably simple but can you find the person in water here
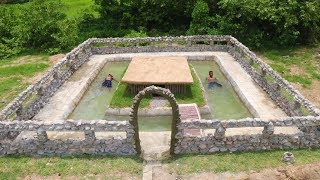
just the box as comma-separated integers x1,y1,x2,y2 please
206,71,222,89
102,74,118,88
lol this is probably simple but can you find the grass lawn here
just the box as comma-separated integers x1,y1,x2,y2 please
0,54,51,110
260,44,320,87
167,149,320,175
2,0,97,18
0,155,143,179
61,0,98,18
109,66,205,108
109,82,152,108
109,65,152,108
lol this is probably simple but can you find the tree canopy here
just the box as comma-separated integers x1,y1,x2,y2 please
1,0,320,59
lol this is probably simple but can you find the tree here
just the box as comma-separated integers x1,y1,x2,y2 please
13,0,78,50
0,6,21,59
187,0,211,35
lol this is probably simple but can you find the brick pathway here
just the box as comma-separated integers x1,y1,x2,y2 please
179,104,203,137
179,103,201,121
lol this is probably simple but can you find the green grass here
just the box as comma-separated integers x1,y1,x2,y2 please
0,54,51,110
61,0,98,18
109,67,205,108
175,68,205,107
0,63,49,77
261,44,320,87
168,149,320,175
0,155,142,179
3,0,97,18
283,75,312,87
109,82,152,108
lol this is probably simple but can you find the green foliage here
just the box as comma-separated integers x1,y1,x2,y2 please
94,0,196,34
2,0,320,58
124,29,150,46
13,0,78,50
0,6,21,59
124,29,147,38
216,0,320,47
0,0,78,59
0,0,29,4
187,0,212,35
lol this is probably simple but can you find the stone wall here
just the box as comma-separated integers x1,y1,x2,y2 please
0,120,136,156
228,37,320,117
1,35,318,122
174,116,320,153
0,39,93,121
0,35,319,156
91,35,231,55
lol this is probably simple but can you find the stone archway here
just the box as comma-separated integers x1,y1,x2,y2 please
130,86,180,155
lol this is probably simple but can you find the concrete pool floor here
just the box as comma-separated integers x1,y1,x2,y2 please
28,52,300,150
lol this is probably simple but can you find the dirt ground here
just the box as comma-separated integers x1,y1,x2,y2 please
17,162,320,180
178,162,320,180
292,80,320,108
257,53,320,108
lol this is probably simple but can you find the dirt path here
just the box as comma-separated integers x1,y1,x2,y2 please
140,131,174,180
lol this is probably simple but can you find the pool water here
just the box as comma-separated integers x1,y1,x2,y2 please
105,115,172,132
191,61,252,119
69,62,129,120
69,60,252,132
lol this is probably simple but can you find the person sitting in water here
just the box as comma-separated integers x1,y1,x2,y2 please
206,71,222,89
102,74,118,88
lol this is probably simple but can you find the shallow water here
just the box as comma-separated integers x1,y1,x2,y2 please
191,61,252,119
69,60,252,132
105,115,172,132
68,62,129,120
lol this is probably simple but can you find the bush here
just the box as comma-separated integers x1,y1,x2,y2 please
0,0,79,59
216,0,320,47
187,0,211,35
13,0,78,49
0,6,21,59
0,0,29,4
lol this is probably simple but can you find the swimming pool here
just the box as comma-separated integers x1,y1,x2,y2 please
69,62,129,120
191,61,252,119
69,60,252,131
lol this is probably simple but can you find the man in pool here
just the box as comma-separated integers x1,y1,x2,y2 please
102,74,118,89
206,71,222,89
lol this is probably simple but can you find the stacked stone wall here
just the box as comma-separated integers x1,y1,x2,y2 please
174,116,320,153
0,120,136,156
0,35,319,156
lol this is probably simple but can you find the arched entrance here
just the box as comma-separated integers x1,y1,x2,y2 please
129,86,180,155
